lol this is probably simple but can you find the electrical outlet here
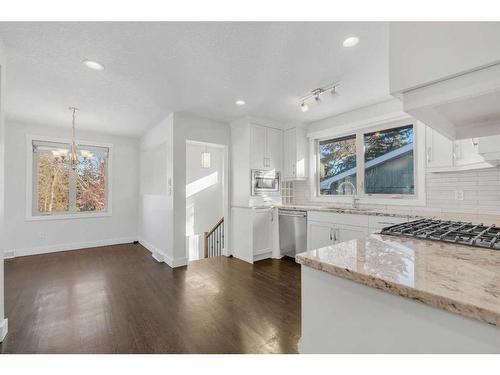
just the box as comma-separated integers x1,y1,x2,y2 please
454,190,464,201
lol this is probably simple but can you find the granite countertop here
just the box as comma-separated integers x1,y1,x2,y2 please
296,234,500,327
277,203,500,226
276,204,416,218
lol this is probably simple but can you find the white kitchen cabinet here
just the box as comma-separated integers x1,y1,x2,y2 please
283,125,308,180
250,123,282,171
253,208,273,257
336,223,369,243
251,124,267,170
425,126,494,172
230,117,284,207
307,221,336,250
307,212,409,251
425,126,453,169
478,135,500,162
390,22,500,94
266,126,283,171
231,206,276,264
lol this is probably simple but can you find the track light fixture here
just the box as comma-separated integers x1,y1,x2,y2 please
299,82,339,112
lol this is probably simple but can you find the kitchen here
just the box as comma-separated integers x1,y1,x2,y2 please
228,22,500,353
0,17,499,361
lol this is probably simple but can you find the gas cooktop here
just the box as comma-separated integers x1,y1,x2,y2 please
380,218,500,251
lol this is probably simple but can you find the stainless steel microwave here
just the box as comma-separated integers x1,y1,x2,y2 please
251,169,281,196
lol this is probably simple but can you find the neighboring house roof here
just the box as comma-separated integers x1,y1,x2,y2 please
320,143,413,190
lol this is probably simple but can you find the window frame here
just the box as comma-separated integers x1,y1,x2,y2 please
26,134,113,221
311,118,426,206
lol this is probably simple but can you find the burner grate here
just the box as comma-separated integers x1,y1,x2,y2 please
380,218,500,250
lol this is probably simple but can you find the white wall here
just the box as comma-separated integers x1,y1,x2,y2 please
138,112,229,268
0,36,7,340
138,114,174,264
3,121,140,257
172,113,230,265
186,142,224,260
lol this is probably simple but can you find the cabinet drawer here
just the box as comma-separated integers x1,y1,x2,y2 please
369,216,408,232
308,211,369,227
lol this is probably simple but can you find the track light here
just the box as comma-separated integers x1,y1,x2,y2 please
299,82,339,112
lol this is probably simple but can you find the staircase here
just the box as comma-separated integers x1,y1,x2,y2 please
204,217,224,258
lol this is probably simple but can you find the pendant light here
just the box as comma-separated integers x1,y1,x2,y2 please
69,107,79,170
201,144,211,169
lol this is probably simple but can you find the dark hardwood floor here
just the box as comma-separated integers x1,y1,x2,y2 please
0,244,301,354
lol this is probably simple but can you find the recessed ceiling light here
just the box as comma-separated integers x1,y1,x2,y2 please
300,102,309,112
83,59,105,71
343,36,359,48
235,100,246,106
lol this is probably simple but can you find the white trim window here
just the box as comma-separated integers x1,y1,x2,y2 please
312,119,426,206
27,136,112,220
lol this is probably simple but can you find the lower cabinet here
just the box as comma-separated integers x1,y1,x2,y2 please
307,212,409,250
252,208,273,257
231,206,276,264
336,223,370,242
307,221,336,250
307,221,369,250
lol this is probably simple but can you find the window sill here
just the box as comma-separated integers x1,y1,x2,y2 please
26,211,112,221
310,195,426,207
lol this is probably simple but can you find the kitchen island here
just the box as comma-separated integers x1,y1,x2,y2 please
296,234,500,353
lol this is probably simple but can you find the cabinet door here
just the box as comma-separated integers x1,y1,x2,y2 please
266,127,283,171
283,128,296,178
251,124,267,169
454,139,484,166
335,224,369,243
425,126,453,168
253,209,272,256
307,221,334,250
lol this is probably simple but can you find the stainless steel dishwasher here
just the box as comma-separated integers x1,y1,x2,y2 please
278,209,307,258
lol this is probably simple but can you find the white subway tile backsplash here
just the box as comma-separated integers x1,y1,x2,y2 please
289,165,500,216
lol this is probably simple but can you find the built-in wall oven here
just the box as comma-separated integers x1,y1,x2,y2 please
251,169,281,196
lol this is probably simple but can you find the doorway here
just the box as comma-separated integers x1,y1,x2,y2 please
185,140,228,262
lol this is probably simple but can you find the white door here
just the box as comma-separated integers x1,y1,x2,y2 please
266,127,283,171
307,221,335,250
251,124,267,169
426,127,453,169
253,209,272,256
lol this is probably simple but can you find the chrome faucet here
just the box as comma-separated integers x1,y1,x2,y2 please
337,181,360,208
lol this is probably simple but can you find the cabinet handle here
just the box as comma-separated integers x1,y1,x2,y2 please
334,229,337,242
329,228,333,241
426,147,432,163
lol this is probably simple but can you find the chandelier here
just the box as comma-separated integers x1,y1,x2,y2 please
69,107,79,170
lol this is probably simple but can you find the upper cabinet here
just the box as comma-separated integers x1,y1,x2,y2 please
250,123,282,171
230,117,284,207
425,126,495,172
283,125,308,180
390,22,500,140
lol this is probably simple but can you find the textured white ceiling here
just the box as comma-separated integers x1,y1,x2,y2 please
0,22,390,136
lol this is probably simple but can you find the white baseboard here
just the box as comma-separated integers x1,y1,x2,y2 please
0,318,8,343
138,238,187,268
165,255,188,268
5,237,137,258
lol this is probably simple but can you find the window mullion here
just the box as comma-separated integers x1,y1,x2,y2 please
356,132,365,197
